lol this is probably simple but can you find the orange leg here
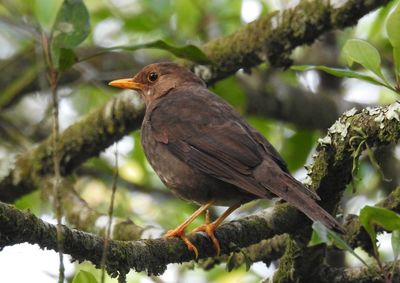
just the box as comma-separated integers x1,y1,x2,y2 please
164,200,215,258
191,203,241,256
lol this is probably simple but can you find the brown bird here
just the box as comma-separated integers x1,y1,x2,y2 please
109,62,344,257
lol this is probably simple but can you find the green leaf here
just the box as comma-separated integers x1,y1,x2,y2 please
72,270,99,283
311,222,368,267
343,39,385,81
368,3,394,41
359,206,400,255
58,48,77,71
34,0,62,28
387,3,400,48
327,227,369,267
14,191,44,215
392,230,400,259
310,221,329,245
393,47,400,82
360,206,400,236
81,40,210,64
50,0,90,70
387,3,400,82
291,65,395,91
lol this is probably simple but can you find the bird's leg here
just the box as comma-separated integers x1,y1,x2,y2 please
191,203,241,256
164,200,215,258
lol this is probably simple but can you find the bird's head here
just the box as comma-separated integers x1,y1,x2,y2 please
108,62,205,105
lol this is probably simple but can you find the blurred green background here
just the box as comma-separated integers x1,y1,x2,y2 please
0,0,399,282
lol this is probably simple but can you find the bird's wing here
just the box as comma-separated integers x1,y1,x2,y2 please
249,129,289,173
148,87,279,198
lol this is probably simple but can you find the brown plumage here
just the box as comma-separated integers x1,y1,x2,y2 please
109,62,344,257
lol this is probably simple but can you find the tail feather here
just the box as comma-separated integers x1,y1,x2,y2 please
282,172,321,201
252,161,344,233
261,176,344,233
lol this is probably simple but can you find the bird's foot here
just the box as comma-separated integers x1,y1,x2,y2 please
191,221,220,256
164,228,199,258
190,210,221,256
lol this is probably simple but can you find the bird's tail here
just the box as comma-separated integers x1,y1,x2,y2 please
258,171,344,233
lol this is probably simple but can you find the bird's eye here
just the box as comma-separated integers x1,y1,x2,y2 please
148,72,158,82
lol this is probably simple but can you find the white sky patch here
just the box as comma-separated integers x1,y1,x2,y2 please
354,8,380,39
59,97,79,131
0,214,74,283
293,167,307,181
93,18,128,47
241,0,263,23
343,78,380,104
377,232,395,261
109,0,142,14
101,136,135,166
346,195,376,215
251,261,277,279
0,33,16,59
17,93,49,125
394,145,400,160
298,70,320,93
0,244,75,283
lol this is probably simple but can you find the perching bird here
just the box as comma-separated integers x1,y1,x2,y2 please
109,62,344,257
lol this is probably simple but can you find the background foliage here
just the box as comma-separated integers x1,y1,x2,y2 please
0,0,399,282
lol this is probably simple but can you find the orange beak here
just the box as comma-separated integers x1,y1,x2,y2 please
108,78,145,90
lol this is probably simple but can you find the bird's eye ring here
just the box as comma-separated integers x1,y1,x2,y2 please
148,72,158,82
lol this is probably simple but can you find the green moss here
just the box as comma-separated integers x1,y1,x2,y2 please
273,238,299,283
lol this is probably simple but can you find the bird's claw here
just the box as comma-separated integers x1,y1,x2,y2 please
164,228,199,258
191,223,221,256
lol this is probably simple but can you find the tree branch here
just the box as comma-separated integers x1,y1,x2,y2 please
314,261,400,283
0,92,144,202
344,186,400,255
307,102,400,209
1,102,400,278
0,200,303,277
1,198,399,283
0,0,389,107
194,0,391,83
240,71,367,130
54,178,143,241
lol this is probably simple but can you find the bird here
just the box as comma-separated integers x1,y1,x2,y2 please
109,62,344,257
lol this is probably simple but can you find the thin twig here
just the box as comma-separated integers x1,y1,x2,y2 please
101,143,119,283
42,31,65,283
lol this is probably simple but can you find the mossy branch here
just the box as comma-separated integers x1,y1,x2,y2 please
0,102,399,279
51,178,143,241
0,103,400,274
0,200,304,278
0,191,399,282
1,198,390,281
271,103,400,282
313,261,400,283
0,92,145,202
0,0,391,203
345,186,400,255
0,0,389,108
307,103,400,208
194,0,391,83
